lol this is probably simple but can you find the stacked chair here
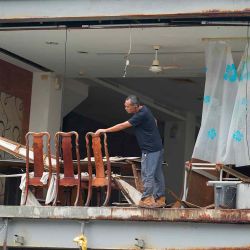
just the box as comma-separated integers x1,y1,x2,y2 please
84,132,112,206
53,132,81,206
24,131,112,206
24,132,52,205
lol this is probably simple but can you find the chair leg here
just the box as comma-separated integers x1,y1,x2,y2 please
52,181,59,206
103,170,112,206
24,182,29,205
85,182,92,206
103,187,111,206
74,185,80,206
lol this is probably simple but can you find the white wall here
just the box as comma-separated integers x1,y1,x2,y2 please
29,74,90,153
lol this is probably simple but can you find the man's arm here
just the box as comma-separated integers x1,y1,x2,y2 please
95,121,132,135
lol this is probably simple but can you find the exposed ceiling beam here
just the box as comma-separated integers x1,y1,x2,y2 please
0,48,51,72
202,37,250,41
0,0,249,23
88,77,186,121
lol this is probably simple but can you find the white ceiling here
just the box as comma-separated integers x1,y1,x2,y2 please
0,25,248,123
0,26,247,78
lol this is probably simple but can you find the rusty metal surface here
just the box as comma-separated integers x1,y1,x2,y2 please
186,171,214,207
0,0,250,22
170,247,250,250
1,206,250,224
129,161,144,193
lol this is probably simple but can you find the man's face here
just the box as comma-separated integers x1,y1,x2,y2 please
124,99,138,114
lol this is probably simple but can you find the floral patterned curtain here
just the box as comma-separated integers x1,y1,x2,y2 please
193,41,250,167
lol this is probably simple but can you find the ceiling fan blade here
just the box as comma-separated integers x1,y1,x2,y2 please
177,67,207,72
129,64,149,68
170,78,196,84
162,65,181,69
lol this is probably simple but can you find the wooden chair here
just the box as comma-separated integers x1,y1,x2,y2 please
84,132,111,206
53,131,81,206
24,132,52,205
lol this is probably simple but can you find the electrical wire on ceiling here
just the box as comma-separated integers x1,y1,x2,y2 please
245,22,250,161
64,28,68,77
59,28,68,132
122,27,132,77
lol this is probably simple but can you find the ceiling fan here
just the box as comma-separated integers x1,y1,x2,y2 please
129,45,180,73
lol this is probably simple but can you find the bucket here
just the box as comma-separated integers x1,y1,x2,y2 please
236,183,250,209
214,184,236,209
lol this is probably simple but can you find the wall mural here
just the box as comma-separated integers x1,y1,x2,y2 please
0,91,23,204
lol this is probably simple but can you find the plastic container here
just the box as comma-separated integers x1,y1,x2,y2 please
236,183,250,209
214,184,237,209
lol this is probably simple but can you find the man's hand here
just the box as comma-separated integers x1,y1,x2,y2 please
95,122,131,135
95,129,106,136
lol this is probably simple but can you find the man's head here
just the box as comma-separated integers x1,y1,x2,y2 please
124,95,140,114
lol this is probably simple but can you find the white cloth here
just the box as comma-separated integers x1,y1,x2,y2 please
45,173,56,204
45,172,90,205
20,172,41,206
19,172,91,205
193,41,250,166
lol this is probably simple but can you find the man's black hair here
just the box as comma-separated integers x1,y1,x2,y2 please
126,95,140,106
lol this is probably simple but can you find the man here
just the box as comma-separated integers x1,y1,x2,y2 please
95,95,166,208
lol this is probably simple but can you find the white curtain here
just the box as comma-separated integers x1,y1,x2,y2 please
192,41,250,166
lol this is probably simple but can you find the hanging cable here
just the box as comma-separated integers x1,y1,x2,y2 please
64,28,68,77
123,27,132,77
245,22,250,161
59,28,68,132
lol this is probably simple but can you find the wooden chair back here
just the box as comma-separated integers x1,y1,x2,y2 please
54,131,81,206
25,132,52,205
85,132,111,206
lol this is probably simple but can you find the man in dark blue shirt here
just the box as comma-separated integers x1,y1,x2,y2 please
95,95,166,208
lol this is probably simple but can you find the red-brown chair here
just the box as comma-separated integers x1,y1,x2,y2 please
24,132,52,205
53,131,81,206
84,132,111,206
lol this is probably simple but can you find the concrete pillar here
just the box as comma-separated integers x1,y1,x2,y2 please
29,72,63,152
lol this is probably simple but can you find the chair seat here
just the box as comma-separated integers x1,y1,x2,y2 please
84,132,112,206
81,177,109,187
81,178,117,190
92,177,108,187
28,177,45,187
59,177,79,187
